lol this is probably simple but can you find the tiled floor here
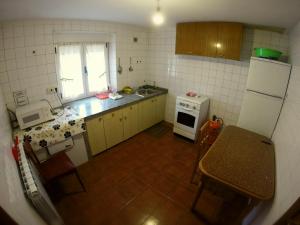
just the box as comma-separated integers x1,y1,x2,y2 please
54,123,206,225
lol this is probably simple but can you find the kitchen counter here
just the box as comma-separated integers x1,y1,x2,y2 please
14,87,168,151
66,87,168,119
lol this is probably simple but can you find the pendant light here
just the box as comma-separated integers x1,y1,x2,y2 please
152,0,164,26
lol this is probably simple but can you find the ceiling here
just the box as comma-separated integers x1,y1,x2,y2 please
0,0,300,29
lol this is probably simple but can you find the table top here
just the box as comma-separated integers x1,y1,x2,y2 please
200,125,275,200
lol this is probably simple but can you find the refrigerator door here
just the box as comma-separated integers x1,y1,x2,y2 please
246,57,291,98
237,91,283,138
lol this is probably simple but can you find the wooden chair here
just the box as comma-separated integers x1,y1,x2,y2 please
190,121,211,185
23,136,86,195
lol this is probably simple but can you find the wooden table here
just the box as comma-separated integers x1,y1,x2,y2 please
191,125,275,224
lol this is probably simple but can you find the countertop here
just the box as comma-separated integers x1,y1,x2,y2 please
200,125,275,200
66,87,168,119
14,87,168,150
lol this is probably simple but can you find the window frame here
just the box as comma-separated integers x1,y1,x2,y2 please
55,42,110,103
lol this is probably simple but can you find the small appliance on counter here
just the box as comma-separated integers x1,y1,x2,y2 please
173,95,209,141
16,101,55,129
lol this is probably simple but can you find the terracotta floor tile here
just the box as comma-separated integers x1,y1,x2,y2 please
109,204,149,225
54,123,207,225
151,199,186,225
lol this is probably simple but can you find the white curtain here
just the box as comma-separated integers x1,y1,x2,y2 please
85,44,108,93
58,45,84,99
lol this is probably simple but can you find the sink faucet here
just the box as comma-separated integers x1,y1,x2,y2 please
144,80,156,87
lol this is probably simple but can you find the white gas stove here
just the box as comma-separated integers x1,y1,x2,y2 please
173,95,209,140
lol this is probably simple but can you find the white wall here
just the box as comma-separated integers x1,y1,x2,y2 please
251,20,300,224
0,19,149,109
147,27,289,125
0,27,46,224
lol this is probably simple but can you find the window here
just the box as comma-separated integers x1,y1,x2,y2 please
57,43,109,101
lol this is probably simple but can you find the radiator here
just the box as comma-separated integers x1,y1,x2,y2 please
18,143,65,225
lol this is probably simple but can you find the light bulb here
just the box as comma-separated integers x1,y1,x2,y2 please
152,11,164,25
216,43,222,48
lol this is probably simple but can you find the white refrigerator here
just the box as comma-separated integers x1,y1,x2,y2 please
237,57,291,138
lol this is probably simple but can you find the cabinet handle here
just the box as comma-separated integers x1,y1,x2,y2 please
124,116,127,120
98,117,102,122
112,113,114,117
120,118,123,122
130,106,132,110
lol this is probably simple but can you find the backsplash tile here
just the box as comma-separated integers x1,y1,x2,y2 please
147,27,289,125
0,19,290,126
0,19,149,109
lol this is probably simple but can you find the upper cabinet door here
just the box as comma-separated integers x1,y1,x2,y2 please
216,22,243,60
175,23,197,55
175,22,243,60
194,22,218,57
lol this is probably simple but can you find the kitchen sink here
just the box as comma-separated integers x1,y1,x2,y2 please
135,87,158,97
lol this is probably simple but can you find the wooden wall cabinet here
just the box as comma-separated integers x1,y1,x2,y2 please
175,22,243,60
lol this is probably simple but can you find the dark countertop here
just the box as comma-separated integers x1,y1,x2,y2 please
65,87,168,120
200,125,275,200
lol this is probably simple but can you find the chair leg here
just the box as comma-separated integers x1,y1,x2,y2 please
75,170,86,192
190,150,202,184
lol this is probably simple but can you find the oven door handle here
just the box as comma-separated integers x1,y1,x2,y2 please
181,107,193,111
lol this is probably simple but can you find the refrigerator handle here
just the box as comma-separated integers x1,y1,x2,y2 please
246,89,283,99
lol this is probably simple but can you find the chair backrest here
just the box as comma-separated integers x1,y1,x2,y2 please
23,136,41,166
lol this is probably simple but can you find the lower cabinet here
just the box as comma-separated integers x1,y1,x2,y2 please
123,104,138,140
139,98,156,131
103,109,124,149
85,116,107,155
139,95,166,130
86,94,166,156
155,94,166,124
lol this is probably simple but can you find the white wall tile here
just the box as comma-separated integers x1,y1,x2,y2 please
0,19,148,109
251,20,300,225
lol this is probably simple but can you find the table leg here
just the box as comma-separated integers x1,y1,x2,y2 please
233,198,260,225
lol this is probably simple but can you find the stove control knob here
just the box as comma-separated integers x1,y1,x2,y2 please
186,104,189,107
193,106,196,110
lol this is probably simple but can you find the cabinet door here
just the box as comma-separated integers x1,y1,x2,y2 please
123,104,138,140
175,23,197,55
216,22,243,60
155,95,166,123
103,109,124,148
139,98,155,130
194,22,218,57
86,116,107,155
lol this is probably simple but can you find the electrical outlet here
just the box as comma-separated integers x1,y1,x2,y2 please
46,87,57,94
135,57,143,64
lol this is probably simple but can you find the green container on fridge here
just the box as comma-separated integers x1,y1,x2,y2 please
254,48,282,60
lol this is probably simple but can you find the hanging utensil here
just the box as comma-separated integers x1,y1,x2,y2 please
129,57,133,72
117,57,123,74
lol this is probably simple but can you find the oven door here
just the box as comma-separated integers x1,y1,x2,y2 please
174,107,199,134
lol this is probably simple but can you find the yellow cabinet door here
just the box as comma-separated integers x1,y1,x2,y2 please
139,98,156,130
123,104,138,140
103,109,124,148
86,116,107,156
155,94,166,123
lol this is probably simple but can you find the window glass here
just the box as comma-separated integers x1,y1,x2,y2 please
85,44,108,93
57,43,109,102
58,45,84,99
